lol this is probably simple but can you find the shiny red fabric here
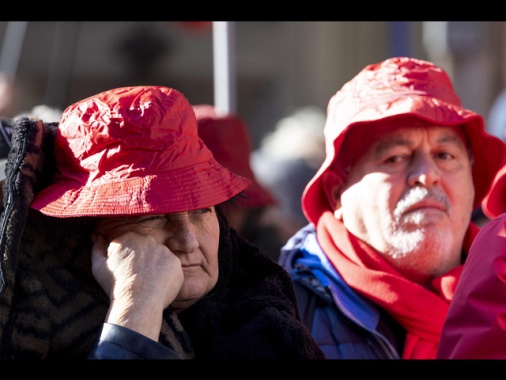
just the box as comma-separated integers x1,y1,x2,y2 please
30,86,251,217
193,104,277,208
437,213,506,359
302,57,506,225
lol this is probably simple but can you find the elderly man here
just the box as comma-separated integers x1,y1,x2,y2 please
279,56,506,359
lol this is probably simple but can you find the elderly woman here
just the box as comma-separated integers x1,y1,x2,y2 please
0,86,324,360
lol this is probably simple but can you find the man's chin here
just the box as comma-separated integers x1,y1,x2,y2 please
401,210,446,228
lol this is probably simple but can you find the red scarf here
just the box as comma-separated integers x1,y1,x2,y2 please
316,211,478,359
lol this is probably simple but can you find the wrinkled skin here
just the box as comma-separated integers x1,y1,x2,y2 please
325,123,474,287
91,207,220,341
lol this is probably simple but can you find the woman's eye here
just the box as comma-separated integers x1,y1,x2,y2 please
191,208,212,215
138,215,163,223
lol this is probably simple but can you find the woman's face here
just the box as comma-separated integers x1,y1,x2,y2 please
94,206,220,312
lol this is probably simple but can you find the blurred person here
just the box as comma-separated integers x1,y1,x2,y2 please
192,104,282,260
252,106,326,245
193,104,286,261
0,86,325,359
14,104,63,123
437,164,506,359
0,73,15,117
278,57,506,359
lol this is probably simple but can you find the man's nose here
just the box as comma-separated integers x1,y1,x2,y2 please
407,155,441,188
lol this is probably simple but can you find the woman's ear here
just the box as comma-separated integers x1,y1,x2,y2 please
321,169,343,219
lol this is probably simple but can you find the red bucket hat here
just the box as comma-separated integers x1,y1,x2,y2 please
30,86,252,217
302,57,506,225
193,104,277,208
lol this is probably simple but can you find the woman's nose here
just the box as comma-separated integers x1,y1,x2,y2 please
164,219,199,254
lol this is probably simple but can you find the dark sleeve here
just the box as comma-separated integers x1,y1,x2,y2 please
88,323,183,360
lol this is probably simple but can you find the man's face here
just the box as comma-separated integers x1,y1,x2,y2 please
94,207,220,312
335,124,474,285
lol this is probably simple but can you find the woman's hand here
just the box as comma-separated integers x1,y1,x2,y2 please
91,231,184,341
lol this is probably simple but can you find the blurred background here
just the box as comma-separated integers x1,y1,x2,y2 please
0,21,503,148
0,20,501,245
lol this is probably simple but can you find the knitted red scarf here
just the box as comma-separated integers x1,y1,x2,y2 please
316,211,478,359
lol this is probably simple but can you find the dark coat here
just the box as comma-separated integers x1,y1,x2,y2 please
0,116,324,360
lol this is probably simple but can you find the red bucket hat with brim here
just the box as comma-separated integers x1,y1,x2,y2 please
193,104,277,208
30,86,252,217
302,57,506,226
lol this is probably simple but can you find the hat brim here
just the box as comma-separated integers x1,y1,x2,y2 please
30,159,251,217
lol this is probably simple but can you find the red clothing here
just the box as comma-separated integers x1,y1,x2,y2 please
437,213,506,359
318,212,479,359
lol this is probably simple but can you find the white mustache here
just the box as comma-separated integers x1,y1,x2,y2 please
393,187,449,218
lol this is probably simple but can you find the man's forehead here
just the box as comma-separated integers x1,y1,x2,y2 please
374,124,467,145
338,119,467,166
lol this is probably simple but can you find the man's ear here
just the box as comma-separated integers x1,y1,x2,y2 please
321,169,343,218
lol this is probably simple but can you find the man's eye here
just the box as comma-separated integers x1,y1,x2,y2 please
437,152,454,160
385,155,404,164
